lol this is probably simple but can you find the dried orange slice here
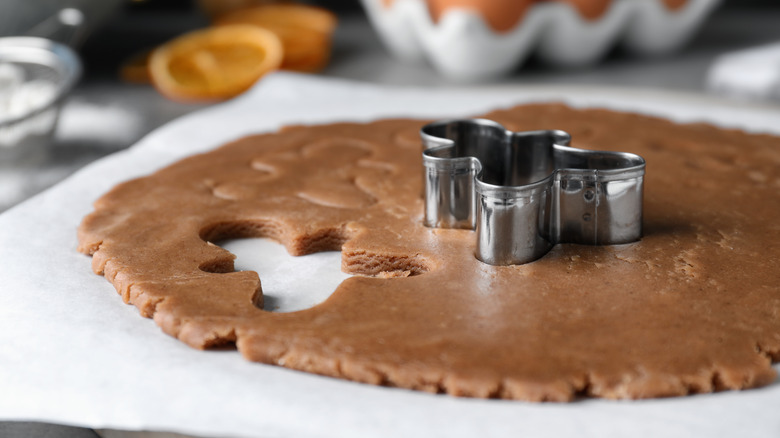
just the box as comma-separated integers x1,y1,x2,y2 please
216,4,337,72
216,4,337,34
149,25,283,102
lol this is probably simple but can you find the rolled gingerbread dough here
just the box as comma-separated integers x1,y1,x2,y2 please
78,104,780,401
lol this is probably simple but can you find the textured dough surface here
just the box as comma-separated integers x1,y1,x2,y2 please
78,104,780,401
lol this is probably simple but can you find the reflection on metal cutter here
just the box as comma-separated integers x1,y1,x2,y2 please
421,118,646,265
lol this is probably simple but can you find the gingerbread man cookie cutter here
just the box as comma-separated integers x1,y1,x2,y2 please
421,119,646,265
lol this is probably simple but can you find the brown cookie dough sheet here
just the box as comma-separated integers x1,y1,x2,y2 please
77,104,780,401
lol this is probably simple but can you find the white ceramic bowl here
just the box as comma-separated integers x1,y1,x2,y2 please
361,0,722,80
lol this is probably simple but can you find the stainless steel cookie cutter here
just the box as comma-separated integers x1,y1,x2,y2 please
421,118,646,265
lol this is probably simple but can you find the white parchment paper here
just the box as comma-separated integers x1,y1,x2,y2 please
1,73,779,438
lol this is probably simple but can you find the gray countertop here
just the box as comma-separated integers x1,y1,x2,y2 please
2,5,780,437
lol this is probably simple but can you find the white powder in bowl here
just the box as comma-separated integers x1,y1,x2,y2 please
0,62,59,147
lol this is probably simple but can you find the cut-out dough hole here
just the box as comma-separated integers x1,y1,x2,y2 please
220,237,351,313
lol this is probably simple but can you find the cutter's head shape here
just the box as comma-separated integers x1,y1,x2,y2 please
421,118,646,265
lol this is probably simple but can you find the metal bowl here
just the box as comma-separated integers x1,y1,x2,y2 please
0,37,81,162
0,0,120,38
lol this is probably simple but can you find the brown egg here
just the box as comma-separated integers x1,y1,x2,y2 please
662,0,688,11
381,0,687,31
425,0,536,33
548,0,613,21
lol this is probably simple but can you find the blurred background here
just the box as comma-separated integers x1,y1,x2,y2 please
1,0,779,216
1,0,780,436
